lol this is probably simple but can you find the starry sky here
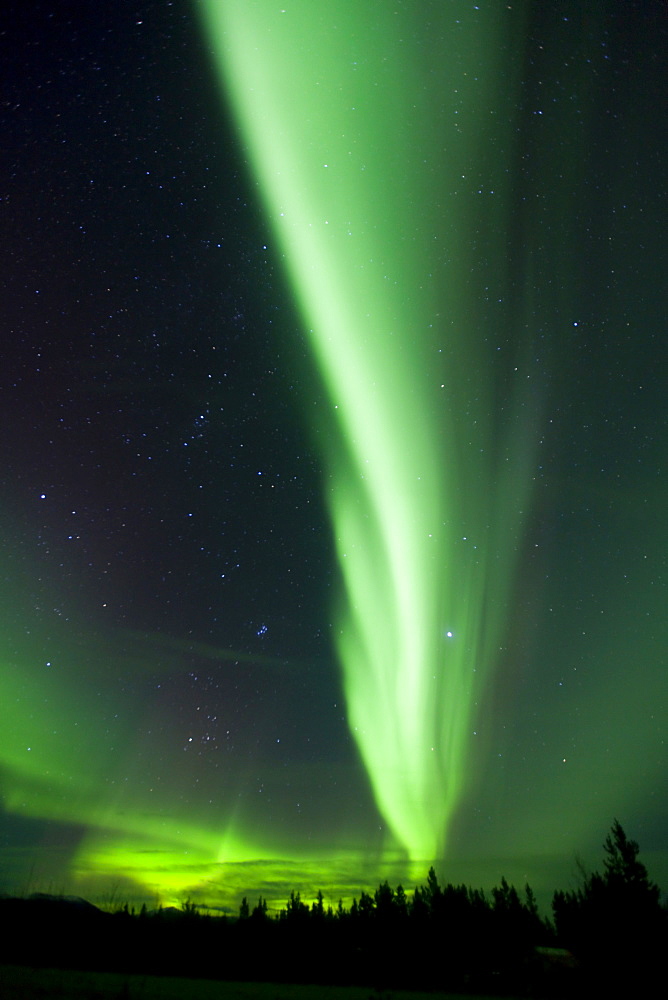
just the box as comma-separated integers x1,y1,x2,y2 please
1,1,666,913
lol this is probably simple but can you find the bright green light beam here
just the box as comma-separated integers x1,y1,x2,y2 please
200,1,535,863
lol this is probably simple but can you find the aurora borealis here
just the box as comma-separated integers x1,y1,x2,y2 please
1,1,666,913
200,0,539,865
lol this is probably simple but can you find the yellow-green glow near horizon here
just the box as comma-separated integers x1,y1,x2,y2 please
201,1,535,862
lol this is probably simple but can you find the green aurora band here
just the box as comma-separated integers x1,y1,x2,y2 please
200,1,538,864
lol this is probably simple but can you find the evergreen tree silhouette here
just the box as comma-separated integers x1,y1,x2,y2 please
553,819,665,991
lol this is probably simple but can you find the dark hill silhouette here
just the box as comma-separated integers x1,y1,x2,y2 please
28,891,103,912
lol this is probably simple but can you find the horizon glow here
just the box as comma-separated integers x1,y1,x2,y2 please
200,1,536,863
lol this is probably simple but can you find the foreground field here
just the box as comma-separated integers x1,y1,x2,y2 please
0,966,508,1000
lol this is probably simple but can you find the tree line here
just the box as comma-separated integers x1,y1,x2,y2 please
1,821,664,996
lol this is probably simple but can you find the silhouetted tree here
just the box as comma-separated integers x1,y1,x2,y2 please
553,820,665,991
603,819,660,901
394,883,408,920
374,879,394,921
283,889,309,923
357,890,375,921
410,884,430,923
251,896,268,921
311,889,325,920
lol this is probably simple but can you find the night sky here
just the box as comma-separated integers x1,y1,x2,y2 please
1,1,666,913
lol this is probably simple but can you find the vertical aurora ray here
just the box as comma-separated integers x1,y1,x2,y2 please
200,1,536,863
